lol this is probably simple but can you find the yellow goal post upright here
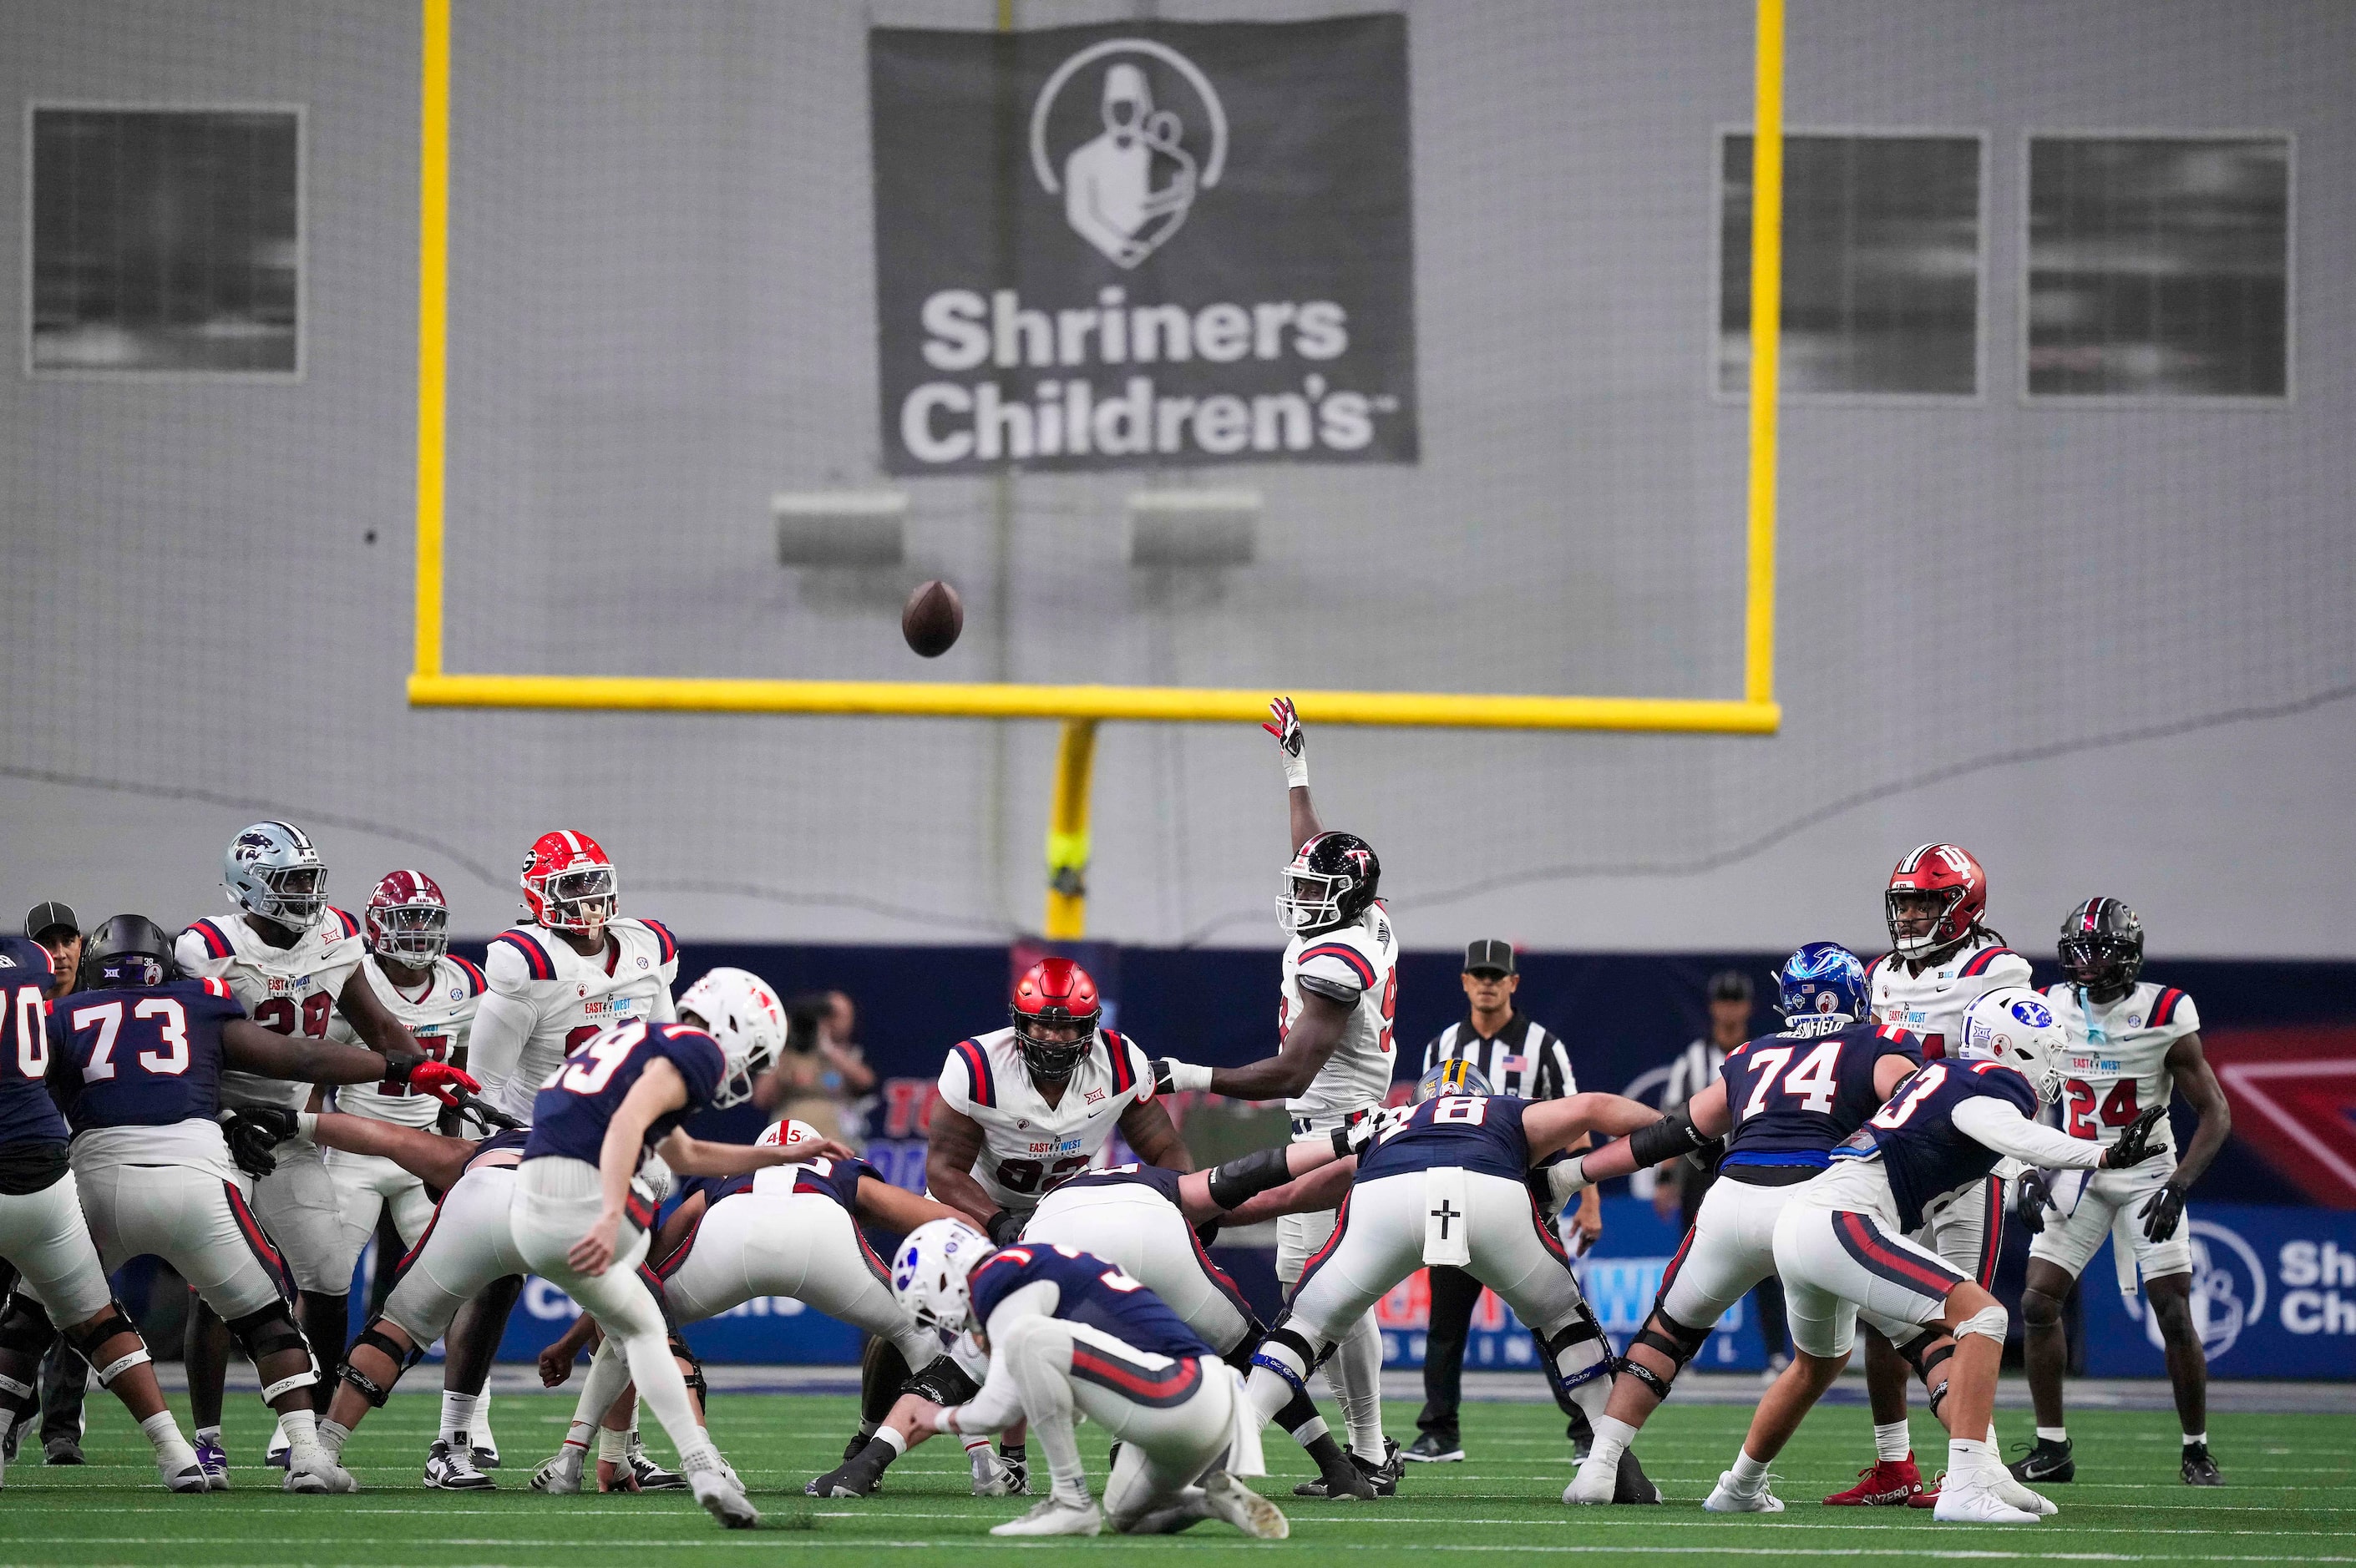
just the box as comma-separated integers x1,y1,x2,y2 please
404,0,1786,938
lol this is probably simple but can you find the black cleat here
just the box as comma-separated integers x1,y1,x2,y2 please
2181,1444,2224,1486
1613,1446,1663,1504
43,1439,86,1466
1402,1432,1464,1464
2008,1437,2075,1485
1294,1448,1381,1501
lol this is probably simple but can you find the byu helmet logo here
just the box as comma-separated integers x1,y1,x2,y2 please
2010,998,2055,1029
1031,39,1229,269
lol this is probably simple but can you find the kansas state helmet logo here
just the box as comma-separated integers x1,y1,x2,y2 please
232,829,277,862
1031,40,1228,269
2009,998,2055,1029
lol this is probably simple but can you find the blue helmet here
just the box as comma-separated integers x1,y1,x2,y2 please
1776,942,1867,1034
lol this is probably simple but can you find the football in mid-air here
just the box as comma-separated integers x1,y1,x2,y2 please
902,579,963,657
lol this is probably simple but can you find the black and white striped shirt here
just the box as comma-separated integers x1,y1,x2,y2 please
1419,1012,1577,1100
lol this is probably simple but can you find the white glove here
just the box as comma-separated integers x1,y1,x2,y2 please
1546,1156,1593,1206
1264,696,1309,789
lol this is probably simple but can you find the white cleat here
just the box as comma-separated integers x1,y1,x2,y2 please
531,1444,586,1494
284,1452,359,1495
991,1495,1104,1536
1563,1453,1618,1505
972,1448,1023,1497
1702,1472,1784,1513
1203,1471,1289,1540
1933,1473,2039,1524
157,1440,210,1495
690,1468,760,1530
1994,1471,2058,1517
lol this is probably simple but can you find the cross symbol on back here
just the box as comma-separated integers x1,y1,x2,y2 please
1430,1198,1462,1239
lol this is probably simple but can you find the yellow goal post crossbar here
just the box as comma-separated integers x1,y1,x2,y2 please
406,0,1785,736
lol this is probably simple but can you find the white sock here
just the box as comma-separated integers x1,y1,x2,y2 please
440,1389,477,1444
319,1418,353,1459
1587,1414,1636,1470
280,1408,322,1463
563,1417,597,1454
1331,1314,1386,1464
474,1386,494,1443
1873,1419,1910,1463
872,1425,908,1457
140,1410,190,1455
961,1434,992,1460
196,1424,222,1446
1730,1448,1769,1488
1948,1435,1996,1479
2184,1431,2207,1449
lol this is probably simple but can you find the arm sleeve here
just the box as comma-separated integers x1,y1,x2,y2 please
1949,1095,2105,1169
467,973,538,1103
955,1280,1061,1433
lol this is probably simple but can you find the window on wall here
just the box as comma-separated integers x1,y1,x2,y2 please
2026,135,2289,399
1720,132,1982,397
29,108,301,375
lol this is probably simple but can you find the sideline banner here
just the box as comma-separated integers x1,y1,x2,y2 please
2078,1204,2356,1379
869,16,1419,472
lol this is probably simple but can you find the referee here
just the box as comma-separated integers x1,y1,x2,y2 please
1403,938,1593,1464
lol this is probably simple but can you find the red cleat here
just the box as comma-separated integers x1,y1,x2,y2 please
1906,1470,1943,1509
1823,1454,1923,1506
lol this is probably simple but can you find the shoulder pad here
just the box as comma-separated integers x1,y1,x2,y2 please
181,919,236,964
448,955,489,996
1295,940,1377,994
487,929,557,986
328,908,362,941
635,918,679,968
2148,987,2194,1029
1958,945,2026,979
1863,953,1888,979
1101,1029,1139,1096
944,1038,996,1110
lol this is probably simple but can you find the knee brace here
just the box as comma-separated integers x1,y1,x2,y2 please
1894,1329,1956,1385
68,1302,151,1388
668,1331,708,1407
1249,1322,1325,1399
1543,1297,1614,1391
338,1323,421,1408
227,1302,318,1403
902,1353,980,1408
1953,1302,2007,1346
1629,1303,1709,1371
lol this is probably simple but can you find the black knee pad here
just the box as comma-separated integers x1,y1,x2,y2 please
901,1353,980,1407
0,1296,58,1362
1630,1304,1707,1368
1894,1329,1956,1384
63,1302,139,1363
668,1332,708,1406
338,1323,420,1407
1618,1355,1675,1401
226,1302,312,1365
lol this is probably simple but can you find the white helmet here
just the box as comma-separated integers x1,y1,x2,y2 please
678,967,787,1110
893,1217,991,1344
224,821,328,932
757,1118,826,1156
1957,985,2067,1104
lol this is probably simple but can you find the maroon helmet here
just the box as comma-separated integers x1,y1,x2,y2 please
367,870,450,963
1884,843,1989,959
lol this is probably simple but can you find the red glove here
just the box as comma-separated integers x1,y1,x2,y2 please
391,1057,484,1108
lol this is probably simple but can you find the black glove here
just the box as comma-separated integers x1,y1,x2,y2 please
1193,1216,1224,1249
222,1105,299,1179
2014,1168,2053,1236
985,1208,1025,1247
1685,1135,1726,1175
901,1354,980,1407
2140,1181,2188,1243
2103,1105,2170,1169
1151,1059,1178,1097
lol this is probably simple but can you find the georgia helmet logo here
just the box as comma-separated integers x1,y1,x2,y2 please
1031,39,1228,269
2122,1219,2264,1362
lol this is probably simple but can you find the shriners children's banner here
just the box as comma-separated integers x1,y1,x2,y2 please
868,16,1419,473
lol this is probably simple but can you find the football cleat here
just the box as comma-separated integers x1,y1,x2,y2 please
1563,1451,1615,1506
991,1496,1103,1537
1995,1472,2058,1517
2009,1437,2075,1484
1293,1448,1379,1501
265,1421,291,1469
808,1459,881,1499
971,1447,1026,1498
1702,1471,1783,1513
1204,1470,1289,1540
162,1459,210,1494
44,1438,85,1465
1613,1448,1664,1504
194,1437,231,1491
1932,1471,2038,1524
1908,1469,1943,1509
285,1452,359,1494
1826,1453,1921,1505
530,1443,586,1494
630,1449,688,1490
690,1469,759,1530
2182,1444,2225,1486
424,1437,494,1490
1402,1432,1465,1464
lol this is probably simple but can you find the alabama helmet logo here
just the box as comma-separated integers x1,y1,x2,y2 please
1031,39,1229,269
2122,1219,2264,1362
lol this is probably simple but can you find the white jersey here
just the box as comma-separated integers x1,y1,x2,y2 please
476,919,680,1121
1279,903,1399,1125
327,953,486,1128
2041,980,2200,1154
176,907,368,1111
935,1026,1155,1213
1867,934,2033,1060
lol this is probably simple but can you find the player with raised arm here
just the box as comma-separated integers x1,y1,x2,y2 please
174,822,428,1480
2011,898,2232,1487
443,829,681,1485
51,915,475,1494
1241,1060,1664,1505
0,930,208,1494
1704,987,2168,1523
1151,696,1402,1496
1558,943,1926,1504
924,958,1191,1244
1837,843,2036,1508
894,1221,1290,1540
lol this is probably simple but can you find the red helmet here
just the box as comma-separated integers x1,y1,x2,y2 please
1011,958,1102,1085
1885,843,1989,959
367,869,450,962
520,830,617,937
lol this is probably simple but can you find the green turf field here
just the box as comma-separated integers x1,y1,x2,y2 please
3,1390,2350,1566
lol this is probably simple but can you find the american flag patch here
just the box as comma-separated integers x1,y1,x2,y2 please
1501,1055,1529,1076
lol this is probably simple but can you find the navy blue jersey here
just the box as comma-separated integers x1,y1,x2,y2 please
1355,1094,1532,1183
694,1154,879,1211
1052,1162,1187,1207
48,979,245,1133
0,939,67,1147
967,1243,1211,1359
1720,1023,1924,1170
524,1020,725,1166
1831,1058,2040,1231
